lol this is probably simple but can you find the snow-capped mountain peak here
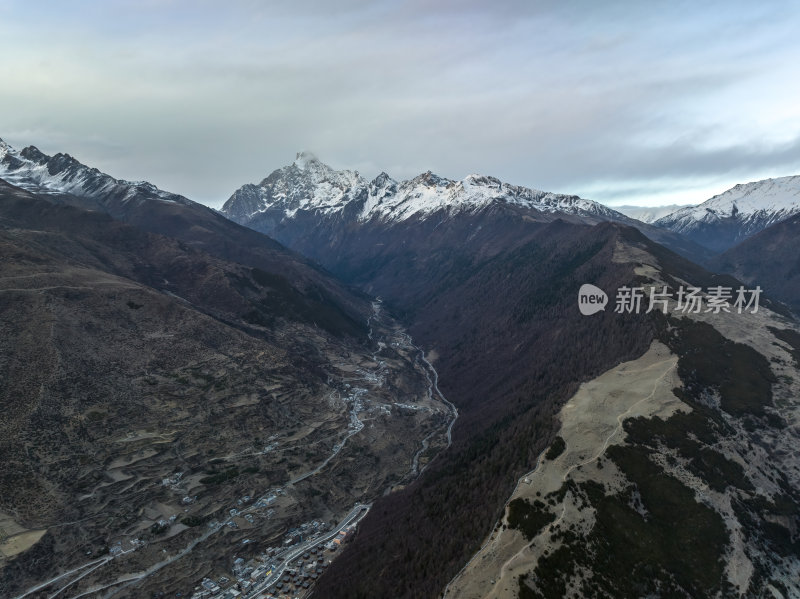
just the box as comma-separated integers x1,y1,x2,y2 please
463,173,502,189
226,153,368,222
653,175,800,252
293,150,321,170
661,176,800,223
370,171,396,188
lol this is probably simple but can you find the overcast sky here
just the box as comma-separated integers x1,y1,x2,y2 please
1,1,799,208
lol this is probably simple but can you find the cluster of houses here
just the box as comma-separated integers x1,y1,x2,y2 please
271,546,329,596
185,501,369,599
189,547,331,599
188,520,340,599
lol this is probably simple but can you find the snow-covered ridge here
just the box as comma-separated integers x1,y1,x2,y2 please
655,175,800,234
222,153,625,223
0,137,191,206
371,171,623,222
614,204,686,224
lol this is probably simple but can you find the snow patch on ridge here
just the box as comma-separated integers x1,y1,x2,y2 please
223,153,626,224
0,138,190,206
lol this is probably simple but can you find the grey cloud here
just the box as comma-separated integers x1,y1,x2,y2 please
1,0,799,207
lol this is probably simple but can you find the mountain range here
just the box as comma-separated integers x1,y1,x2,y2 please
221,153,800,316
223,151,627,223
221,152,711,263
2,138,800,598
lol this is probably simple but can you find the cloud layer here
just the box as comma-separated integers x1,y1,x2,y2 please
1,0,799,207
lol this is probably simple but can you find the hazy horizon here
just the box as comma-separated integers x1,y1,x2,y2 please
2,1,799,209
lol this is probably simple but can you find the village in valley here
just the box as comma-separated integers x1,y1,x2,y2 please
187,502,368,599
